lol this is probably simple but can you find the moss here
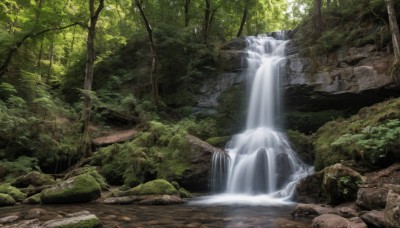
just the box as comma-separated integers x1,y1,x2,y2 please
23,193,41,204
178,187,193,198
130,179,178,195
206,136,231,148
69,166,108,190
314,98,400,171
57,218,101,228
0,184,27,202
286,130,314,164
11,171,55,188
41,174,101,204
0,193,16,206
285,110,346,134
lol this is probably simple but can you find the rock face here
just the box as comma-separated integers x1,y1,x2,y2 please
41,174,101,204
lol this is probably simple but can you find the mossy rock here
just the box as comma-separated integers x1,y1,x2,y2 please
314,98,400,171
0,193,16,206
22,193,41,204
322,163,363,205
11,171,55,188
205,136,231,148
130,179,178,195
41,174,101,204
178,187,193,198
42,213,101,228
0,184,27,202
67,166,109,190
286,130,314,165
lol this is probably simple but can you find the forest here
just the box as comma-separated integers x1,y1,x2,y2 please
0,0,400,227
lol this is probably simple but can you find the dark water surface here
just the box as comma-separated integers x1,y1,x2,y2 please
0,202,312,227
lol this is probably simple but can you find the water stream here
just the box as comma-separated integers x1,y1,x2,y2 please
199,34,312,205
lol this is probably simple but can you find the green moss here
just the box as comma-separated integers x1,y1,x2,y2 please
11,171,55,188
41,174,101,204
0,193,16,206
0,184,27,202
285,110,346,134
69,166,108,190
286,130,314,164
0,156,41,182
23,193,41,204
58,218,101,228
206,136,231,148
178,187,193,198
130,179,178,195
314,98,400,171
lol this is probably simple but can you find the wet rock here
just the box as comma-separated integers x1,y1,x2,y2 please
334,202,358,218
359,210,386,228
42,212,101,228
0,184,27,202
219,50,247,72
275,153,295,189
24,208,59,220
103,196,141,205
0,215,19,224
41,174,101,204
0,193,16,206
312,214,367,228
118,216,131,222
356,187,388,210
127,179,179,195
323,164,363,205
384,185,400,228
22,193,41,204
292,203,336,217
7,219,40,228
11,171,55,188
295,171,325,204
138,195,184,205
221,37,247,50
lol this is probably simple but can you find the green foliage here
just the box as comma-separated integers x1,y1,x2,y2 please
92,121,192,187
314,98,400,171
337,175,362,201
178,118,218,140
0,156,41,182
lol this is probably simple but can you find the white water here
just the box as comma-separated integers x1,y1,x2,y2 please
192,34,312,205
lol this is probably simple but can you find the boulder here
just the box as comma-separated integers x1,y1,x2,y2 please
129,179,178,195
384,185,400,228
356,187,388,210
359,210,386,228
218,50,247,72
0,193,16,206
334,202,358,218
41,174,101,204
295,171,325,204
322,164,363,205
312,214,367,228
0,184,27,202
42,211,101,228
292,203,336,217
6,219,40,228
22,193,41,204
103,196,141,205
64,166,109,190
11,171,55,188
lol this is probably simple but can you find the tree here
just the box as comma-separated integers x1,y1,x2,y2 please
184,0,191,26
237,0,249,37
385,0,400,81
81,0,104,157
134,0,160,106
314,0,322,39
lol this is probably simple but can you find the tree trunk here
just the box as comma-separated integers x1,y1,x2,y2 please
237,2,248,37
134,0,160,107
81,0,104,157
46,33,55,83
184,0,191,27
204,0,211,44
385,0,400,60
314,0,323,40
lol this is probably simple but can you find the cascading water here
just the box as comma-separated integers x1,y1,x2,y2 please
194,34,312,205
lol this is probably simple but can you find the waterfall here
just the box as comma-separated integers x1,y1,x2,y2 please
195,34,313,205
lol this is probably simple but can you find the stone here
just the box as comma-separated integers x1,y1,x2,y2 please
103,196,141,205
384,185,400,228
129,179,178,195
322,164,363,205
312,214,367,228
6,219,40,228
356,187,388,210
138,194,184,205
218,50,247,72
295,171,325,204
42,213,101,228
292,203,336,217
0,184,27,202
0,193,16,206
334,202,358,218
11,171,55,188
0,215,19,224
22,193,41,204
41,174,101,204
359,210,386,228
